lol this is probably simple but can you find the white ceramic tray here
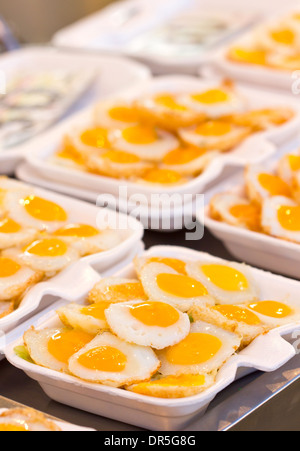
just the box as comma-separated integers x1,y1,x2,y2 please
5,245,298,431
21,75,297,205
0,179,144,335
0,46,151,174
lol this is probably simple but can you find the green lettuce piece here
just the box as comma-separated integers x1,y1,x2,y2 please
14,346,34,364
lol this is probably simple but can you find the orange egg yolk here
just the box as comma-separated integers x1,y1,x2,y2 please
148,257,187,275
129,301,180,327
289,155,300,171
102,283,148,302
191,89,229,104
270,28,295,45
277,205,300,231
80,128,109,149
258,173,292,197
143,168,182,184
22,196,67,222
196,121,232,137
108,106,140,123
102,149,140,164
156,273,208,298
80,302,111,321
0,218,21,234
78,346,127,372
163,147,206,165
200,264,249,292
54,224,99,238
122,125,158,145
0,424,29,431
229,203,261,230
155,95,188,111
229,47,267,65
48,330,94,364
24,238,68,257
213,305,261,325
166,333,222,365
0,257,21,278
247,301,293,319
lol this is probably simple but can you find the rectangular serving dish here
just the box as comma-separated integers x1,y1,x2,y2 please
0,179,144,335
0,46,151,174
5,245,299,431
21,75,300,206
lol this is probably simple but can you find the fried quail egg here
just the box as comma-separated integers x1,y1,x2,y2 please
126,373,215,399
136,168,187,186
227,45,268,66
135,93,206,130
0,300,14,319
68,331,161,387
53,223,122,257
245,165,292,204
178,120,251,152
3,238,79,276
94,101,141,129
245,299,300,328
56,302,111,335
134,256,189,278
255,23,300,55
178,85,246,118
51,136,86,171
109,125,179,162
261,195,300,243
88,278,148,304
161,147,220,176
86,149,153,178
0,217,38,249
105,300,190,349
140,262,215,312
291,171,300,203
0,408,61,432
229,108,294,131
0,256,42,301
157,320,240,376
186,260,258,305
23,327,95,373
70,126,111,160
209,192,261,231
5,192,69,232
277,152,300,185
269,53,300,71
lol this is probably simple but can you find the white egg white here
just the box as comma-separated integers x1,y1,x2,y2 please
0,218,38,250
0,258,42,301
261,195,300,243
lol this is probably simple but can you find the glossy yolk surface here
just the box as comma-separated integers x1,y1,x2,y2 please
122,126,158,145
54,223,99,238
0,423,28,431
143,168,182,184
148,257,187,275
155,95,188,111
80,128,109,149
102,149,140,164
129,301,180,327
103,282,147,301
229,47,267,65
0,218,21,234
0,257,21,278
258,173,292,197
196,121,232,137
277,205,300,231
229,203,261,230
108,106,140,123
24,238,68,257
247,301,293,319
163,147,206,165
156,273,208,298
48,329,94,364
191,89,230,104
22,196,67,222
80,302,111,321
270,28,295,45
201,264,249,292
213,305,261,325
166,333,222,365
289,155,300,171
77,346,127,372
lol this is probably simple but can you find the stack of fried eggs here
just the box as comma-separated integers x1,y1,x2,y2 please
227,10,300,71
0,177,122,321
0,408,61,431
21,255,300,399
210,150,300,245
51,80,294,186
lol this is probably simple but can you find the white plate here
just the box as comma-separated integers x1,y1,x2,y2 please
0,408,95,432
0,179,144,334
0,46,151,174
21,75,297,207
5,245,298,431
